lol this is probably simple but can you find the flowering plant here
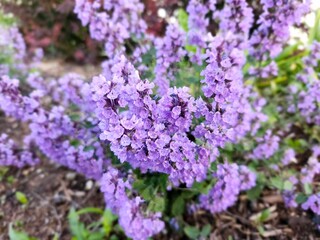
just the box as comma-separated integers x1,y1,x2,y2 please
1,0,320,239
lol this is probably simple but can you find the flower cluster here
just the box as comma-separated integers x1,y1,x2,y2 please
74,0,146,57
100,167,164,240
199,163,256,213
302,193,320,215
249,0,310,61
0,25,42,76
154,24,187,95
248,130,280,160
186,0,209,64
92,55,210,187
0,134,39,167
193,36,247,151
216,0,253,49
248,0,309,76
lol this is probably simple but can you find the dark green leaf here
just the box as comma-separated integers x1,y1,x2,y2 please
171,197,185,216
295,193,308,204
148,197,165,212
259,209,270,222
184,226,200,239
200,224,212,237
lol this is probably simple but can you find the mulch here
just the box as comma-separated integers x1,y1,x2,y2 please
1,161,319,240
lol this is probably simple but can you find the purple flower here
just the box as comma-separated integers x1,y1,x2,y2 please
100,168,164,240
154,24,187,95
282,149,296,166
249,130,280,160
302,194,320,215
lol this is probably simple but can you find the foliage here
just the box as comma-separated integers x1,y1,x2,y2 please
1,1,320,240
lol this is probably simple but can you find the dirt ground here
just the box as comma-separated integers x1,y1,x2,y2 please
0,162,104,240
1,161,319,240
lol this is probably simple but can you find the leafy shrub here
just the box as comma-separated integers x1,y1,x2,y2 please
1,0,320,239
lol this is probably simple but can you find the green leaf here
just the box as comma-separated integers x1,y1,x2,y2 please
275,44,299,61
171,196,185,216
77,207,104,215
184,226,200,239
87,231,105,240
102,209,116,236
309,9,320,43
270,176,283,190
70,139,81,147
295,193,308,204
185,45,197,53
15,192,28,205
52,233,59,240
83,146,95,152
247,184,264,200
303,183,313,195
257,225,265,236
283,180,294,191
9,223,36,240
70,113,81,122
148,197,165,212
177,9,188,32
140,186,153,201
68,208,88,240
200,224,211,237
192,182,210,194
259,209,270,222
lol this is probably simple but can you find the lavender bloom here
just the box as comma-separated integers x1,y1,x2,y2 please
301,154,320,184
297,41,320,84
193,36,246,151
0,25,27,74
0,64,9,76
199,163,240,213
249,61,278,79
283,190,298,208
208,0,217,11
249,130,280,160
249,0,310,61
238,165,256,191
100,168,164,240
291,41,320,124
216,0,253,49
56,73,95,112
74,0,146,57
186,0,209,64
298,80,320,125
200,36,244,105
282,148,296,166
74,0,101,26
26,72,46,92
302,193,320,215
0,134,39,168
154,24,187,95
282,176,298,208
8,26,26,63
0,76,106,179
92,56,210,186
0,76,27,119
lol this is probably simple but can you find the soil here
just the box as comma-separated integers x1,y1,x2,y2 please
1,162,319,240
0,162,104,240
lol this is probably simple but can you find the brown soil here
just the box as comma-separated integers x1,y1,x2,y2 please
0,163,104,240
1,162,319,240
